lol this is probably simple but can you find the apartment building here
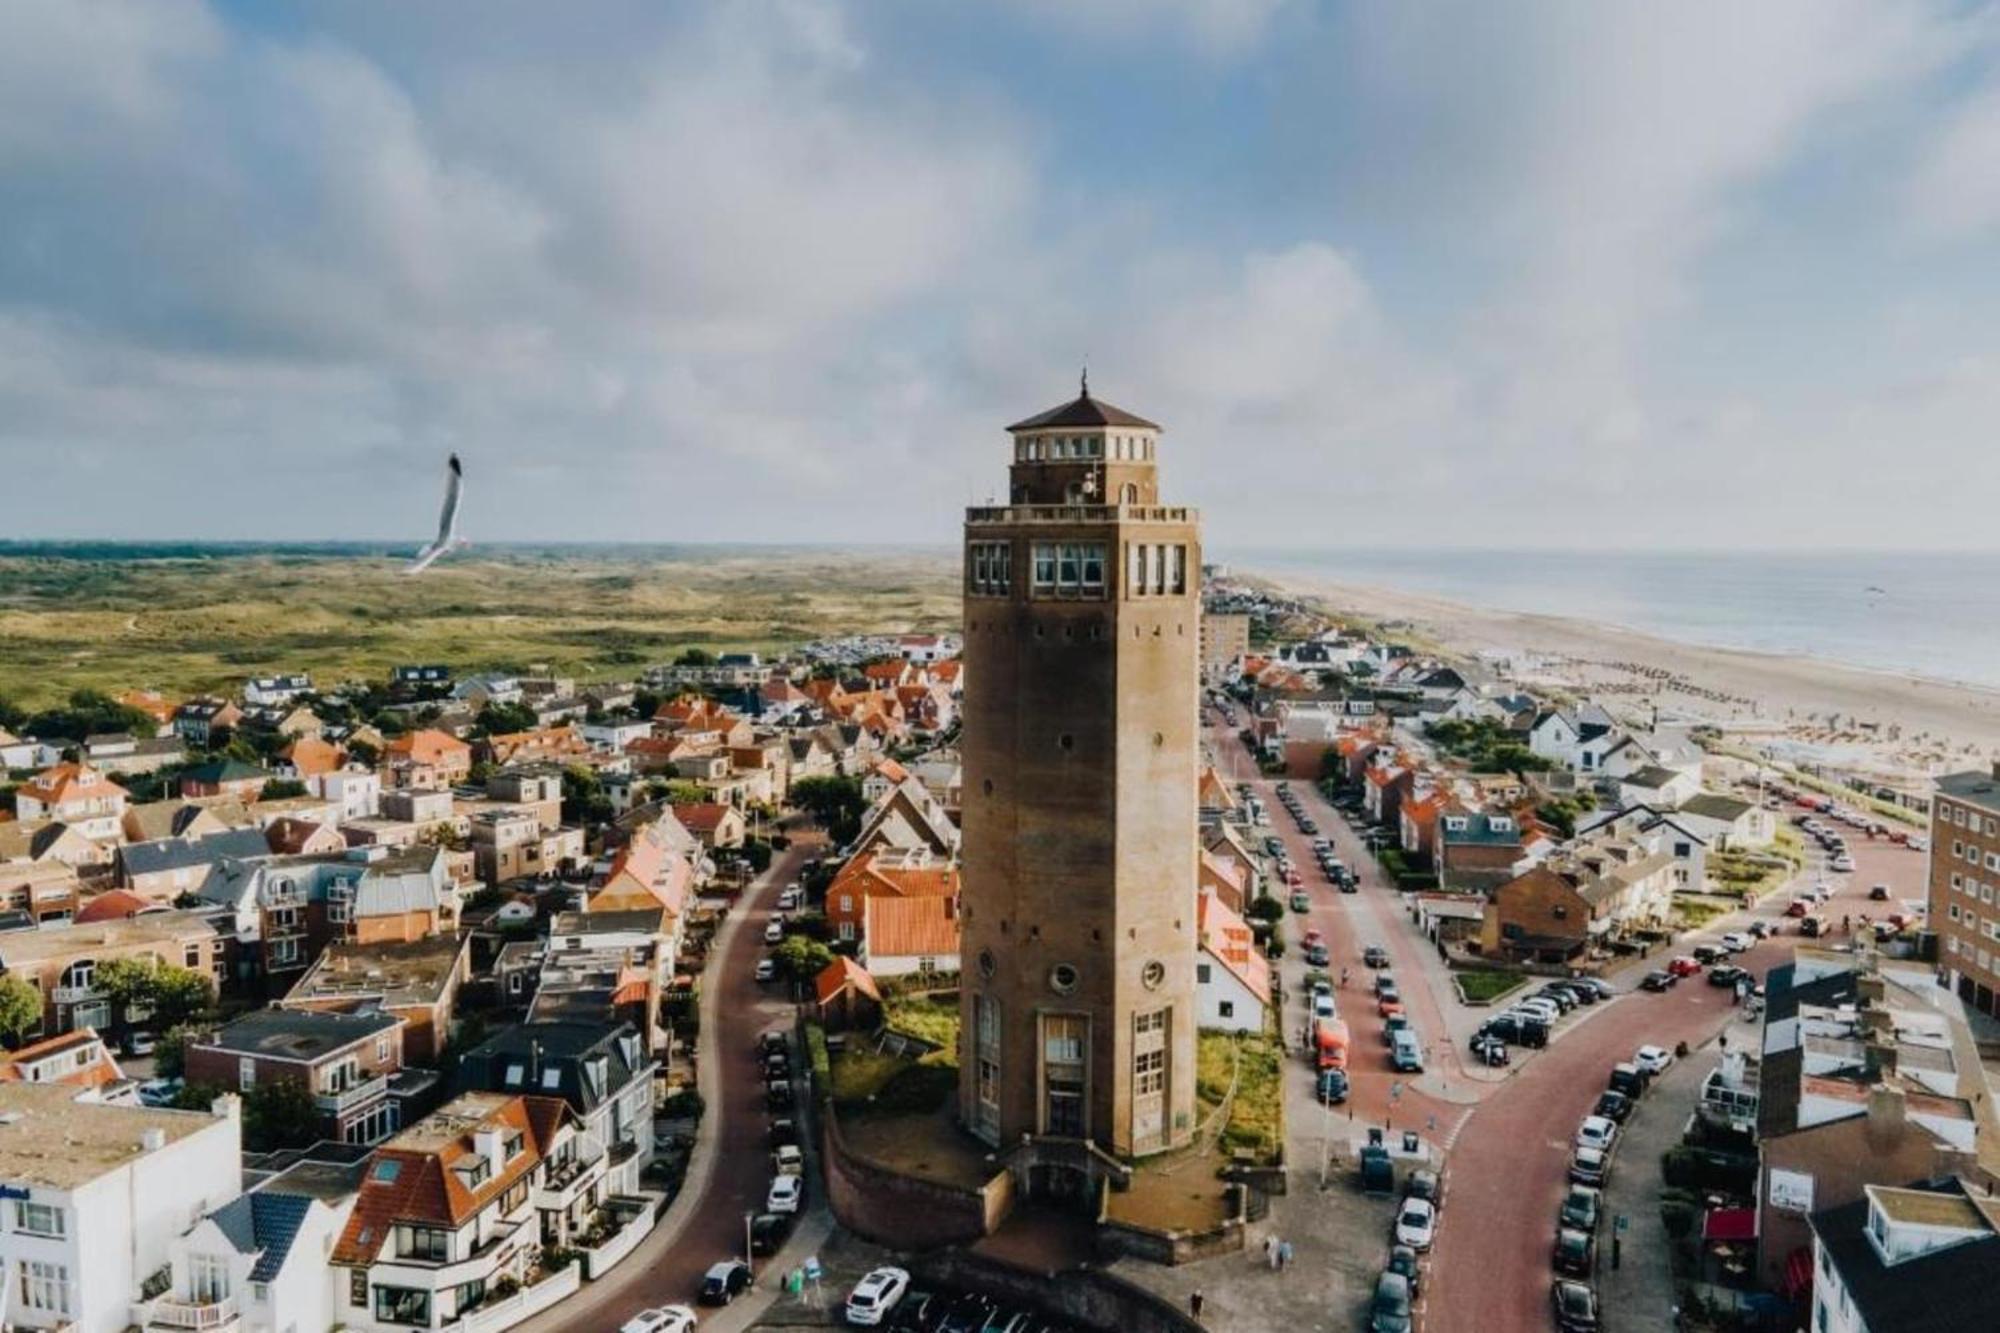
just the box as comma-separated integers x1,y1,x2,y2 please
0,912,229,1039
1928,765,2000,1018
453,1022,657,1193
186,1008,408,1145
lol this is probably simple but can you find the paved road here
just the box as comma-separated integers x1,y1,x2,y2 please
519,835,820,1332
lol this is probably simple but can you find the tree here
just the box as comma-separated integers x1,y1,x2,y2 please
25,689,155,743
646,779,709,807
261,778,310,800
94,956,163,1019
1245,894,1286,923
148,965,215,1030
772,934,834,983
790,775,867,844
242,1080,322,1152
562,765,614,827
476,701,539,736
0,696,25,731
0,975,42,1047
674,647,714,667
348,738,381,767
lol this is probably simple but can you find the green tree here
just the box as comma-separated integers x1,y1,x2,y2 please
772,934,834,983
260,778,310,800
674,647,715,667
0,975,43,1047
94,956,163,1018
0,696,25,731
148,965,215,1029
25,689,155,742
348,739,381,767
790,775,867,844
562,765,614,827
1245,894,1286,924
476,701,539,736
242,1080,322,1152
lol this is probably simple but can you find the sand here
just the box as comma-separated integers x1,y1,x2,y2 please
1258,571,2000,780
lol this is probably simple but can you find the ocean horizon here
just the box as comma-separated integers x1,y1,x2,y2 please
1237,547,2000,693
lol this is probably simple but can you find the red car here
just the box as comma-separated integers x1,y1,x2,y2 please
1666,956,1702,978
1302,928,1325,949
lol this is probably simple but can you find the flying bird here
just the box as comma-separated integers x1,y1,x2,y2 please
405,453,467,574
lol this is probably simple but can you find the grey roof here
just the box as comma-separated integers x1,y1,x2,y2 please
1439,813,1524,846
1622,765,1682,790
1007,389,1160,433
201,1007,402,1060
181,759,271,784
353,846,447,917
1937,769,2000,816
210,1190,315,1282
1678,793,1755,824
454,1020,652,1114
121,828,275,878
1811,1184,2000,1333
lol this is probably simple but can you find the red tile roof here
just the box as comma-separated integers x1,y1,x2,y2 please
74,889,153,924
863,895,960,959
814,955,881,1006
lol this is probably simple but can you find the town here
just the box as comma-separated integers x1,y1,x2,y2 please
0,388,1988,1333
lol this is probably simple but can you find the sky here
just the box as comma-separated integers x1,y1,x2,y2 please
6,0,2000,553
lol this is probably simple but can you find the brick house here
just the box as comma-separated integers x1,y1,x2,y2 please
179,759,272,802
186,1007,407,1145
0,910,228,1038
826,847,958,945
283,934,470,1065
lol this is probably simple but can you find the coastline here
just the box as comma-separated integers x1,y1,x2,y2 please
1254,568,2000,767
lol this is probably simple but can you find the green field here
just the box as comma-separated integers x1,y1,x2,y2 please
0,546,960,709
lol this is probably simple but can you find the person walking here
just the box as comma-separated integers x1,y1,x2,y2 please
1190,1289,1205,1320
1263,1235,1276,1268
1279,1239,1294,1270
1268,1237,1281,1271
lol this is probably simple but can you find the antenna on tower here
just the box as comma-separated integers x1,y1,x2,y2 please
1080,360,1090,399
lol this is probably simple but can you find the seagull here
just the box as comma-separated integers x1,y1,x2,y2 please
405,453,467,574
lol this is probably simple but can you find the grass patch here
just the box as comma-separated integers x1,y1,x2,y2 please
1452,969,1527,1005
882,992,960,1067
1673,897,1733,929
830,1048,908,1104
1196,1031,1284,1164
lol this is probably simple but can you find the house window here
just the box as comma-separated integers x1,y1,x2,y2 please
18,1260,69,1316
270,937,303,967
377,1038,391,1061
375,1286,432,1326
1196,963,1212,984
394,1224,452,1262
239,1058,257,1092
184,945,201,969
1134,1047,1166,1095
1042,1013,1087,1137
13,1201,64,1238
1218,1000,1235,1019
349,1270,369,1306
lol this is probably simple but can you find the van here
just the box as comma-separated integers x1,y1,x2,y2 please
1390,1029,1424,1073
1607,1063,1647,1099
1800,914,1828,938
1314,1019,1351,1072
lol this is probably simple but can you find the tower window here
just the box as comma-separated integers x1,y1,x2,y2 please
969,541,1011,596
1030,542,1107,598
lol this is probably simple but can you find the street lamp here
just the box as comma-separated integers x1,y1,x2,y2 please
743,1211,754,1272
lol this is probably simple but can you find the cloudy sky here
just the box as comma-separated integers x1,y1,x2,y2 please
6,0,2000,552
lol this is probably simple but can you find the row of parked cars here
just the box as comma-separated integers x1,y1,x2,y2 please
844,1278,1083,1333
1548,1046,1674,1331
1368,1168,1443,1332
1468,976,1615,1064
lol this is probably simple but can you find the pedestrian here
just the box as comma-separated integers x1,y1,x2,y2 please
1190,1289,1205,1320
1263,1235,1276,1268
1279,1239,1294,1270
1268,1237,1281,1270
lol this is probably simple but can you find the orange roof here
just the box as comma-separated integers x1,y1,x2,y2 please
814,955,882,1006
74,889,153,924
863,662,908,683
592,831,691,916
115,689,179,725
829,851,959,903
0,1028,121,1089
871,758,910,785
1198,888,1271,1006
280,735,345,777
18,762,126,807
863,895,961,959
334,1094,567,1264
383,729,471,764
930,661,962,684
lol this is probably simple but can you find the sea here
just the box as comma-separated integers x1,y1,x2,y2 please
1234,548,2000,692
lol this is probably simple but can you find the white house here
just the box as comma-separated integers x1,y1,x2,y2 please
1808,1181,1998,1333
0,1084,243,1333
243,674,313,708
137,1159,357,1333
1673,793,1776,851
320,768,384,822
1576,804,1710,893
1617,764,1702,811
859,895,961,980
1195,889,1270,1034
579,719,654,754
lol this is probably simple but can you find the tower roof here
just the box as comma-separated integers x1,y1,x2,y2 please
1007,387,1159,433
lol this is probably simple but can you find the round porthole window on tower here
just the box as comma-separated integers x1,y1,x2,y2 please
1049,963,1080,996
1141,960,1166,990
977,949,997,980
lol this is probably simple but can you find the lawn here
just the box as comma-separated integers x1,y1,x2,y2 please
882,992,960,1066
1452,969,1527,1005
830,1048,909,1104
1673,897,1733,929
1196,1031,1284,1164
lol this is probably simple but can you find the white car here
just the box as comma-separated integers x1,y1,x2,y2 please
1312,993,1337,1021
1719,932,1754,953
1831,854,1856,873
1634,1045,1674,1075
1910,836,1930,852
777,885,803,911
1516,998,1562,1021
1576,1115,1618,1152
772,1144,804,1176
754,959,778,983
766,1174,803,1214
843,1266,912,1326
763,919,786,944
1394,1197,1437,1251
620,1307,697,1333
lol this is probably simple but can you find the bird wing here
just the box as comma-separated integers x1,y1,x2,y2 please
434,454,463,547
405,544,445,575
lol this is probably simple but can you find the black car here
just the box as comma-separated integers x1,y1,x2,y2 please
757,1030,788,1057
749,1212,793,1255
1552,980,1599,1005
1869,884,1891,901
1317,1067,1350,1104
1470,1034,1509,1067
1640,970,1677,992
1386,1243,1422,1298
1374,972,1398,996
769,1117,800,1146
1560,1185,1602,1233
1708,964,1749,988
1552,1227,1595,1277
889,1291,944,1333
1692,944,1725,966
1533,988,1576,1013
700,1259,754,1305
1552,1279,1600,1332
1607,1064,1648,1099
1478,1014,1548,1048
1594,1090,1633,1123
1363,945,1391,968
765,1080,794,1111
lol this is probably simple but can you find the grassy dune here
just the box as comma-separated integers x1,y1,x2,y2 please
0,546,960,708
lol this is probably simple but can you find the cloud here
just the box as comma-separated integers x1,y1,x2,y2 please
1906,77,2000,239
1009,0,1293,56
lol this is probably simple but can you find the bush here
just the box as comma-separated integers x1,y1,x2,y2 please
660,1090,705,1120
1245,895,1285,923
869,1061,956,1115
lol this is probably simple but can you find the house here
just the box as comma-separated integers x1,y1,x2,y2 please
480,725,591,768
118,827,276,903
137,1156,361,1333
0,860,83,925
814,956,882,1032
1617,764,1702,811
0,910,229,1038
82,732,186,776
0,1028,125,1092
860,894,961,978
579,717,653,754
1478,840,1675,964
1435,811,1526,895
173,698,244,748
328,1092,603,1331
113,689,180,732
244,673,314,707
1674,792,1776,850
1198,847,1250,914
851,777,959,858
898,633,956,664
283,935,470,1065
453,1021,658,1193
14,763,129,841
1527,704,1618,772
670,802,746,851
584,823,691,928
1576,803,1711,893
266,816,348,856
0,1083,244,1333
392,664,453,690
472,809,585,886
186,1007,407,1145
121,799,236,845
826,848,959,945
1807,1180,2000,1333
381,729,474,791
0,819,109,875
450,673,524,708
1196,888,1270,1034
530,915,666,1049
276,734,346,782
1362,762,1414,826
0,729,63,771
1752,952,2000,1293
179,759,272,802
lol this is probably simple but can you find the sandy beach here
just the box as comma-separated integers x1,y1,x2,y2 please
1259,570,2000,779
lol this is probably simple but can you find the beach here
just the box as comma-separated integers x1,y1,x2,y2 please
1260,570,2000,779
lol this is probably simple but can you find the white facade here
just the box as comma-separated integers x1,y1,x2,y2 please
1194,951,1264,1034
139,1182,354,1333
580,719,653,754
0,1089,243,1333
317,769,383,821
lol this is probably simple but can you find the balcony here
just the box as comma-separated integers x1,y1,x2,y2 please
51,983,103,1005
136,1296,240,1332
315,1072,391,1115
965,503,1197,525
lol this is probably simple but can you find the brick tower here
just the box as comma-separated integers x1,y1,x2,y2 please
957,379,1200,1161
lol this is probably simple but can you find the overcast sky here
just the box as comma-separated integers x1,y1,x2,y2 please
6,0,2000,552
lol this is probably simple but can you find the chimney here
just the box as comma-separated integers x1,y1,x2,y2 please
210,1093,242,1126
1858,974,1887,1006
1865,1083,1908,1149
139,1127,167,1152
1865,1039,1899,1079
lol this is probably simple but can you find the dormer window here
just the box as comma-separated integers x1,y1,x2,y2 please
1491,817,1514,832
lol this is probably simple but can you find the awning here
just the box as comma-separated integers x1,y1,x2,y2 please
1780,1245,1814,1299
1703,1206,1758,1244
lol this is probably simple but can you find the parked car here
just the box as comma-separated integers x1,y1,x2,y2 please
1390,1030,1425,1073
1551,1279,1601,1332
1634,1044,1675,1075
765,1081,794,1111
1305,942,1331,966
1404,1169,1442,1208
772,1144,804,1175
1394,1197,1437,1251
1831,853,1856,872
1869,884,1892,901
935,1294,998,1333
1316,1067,1350,1105
1386,1244,1422,1298
769,1117,800,1147
1533,987,1576,1013
766,1174,803,1214
754,958,778,983
1363,945,1391,968
1666,956,1702,977
1568,1145,1608,1187
1372,970,1395,994
1470,1034,1509,1067
136,1077,183,1108
1720,931,1755,952
1552,1227,1595,1277
749,1212,792,1255
1607,1063,1648,1099
1708,964,1750,988
844,1267,912,1326
1369,1272,1414,1333
1312,992,1338,1022
764,919,786,944
1640,970,1676,992
1575,1116,1617,1152
1560,1184,1602,1233
1594,1090,1633,1123
621,1306,698,1333
700,1260,754,1305
1289,890,1310,913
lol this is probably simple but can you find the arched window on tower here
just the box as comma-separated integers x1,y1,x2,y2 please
1121,483,1139,506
